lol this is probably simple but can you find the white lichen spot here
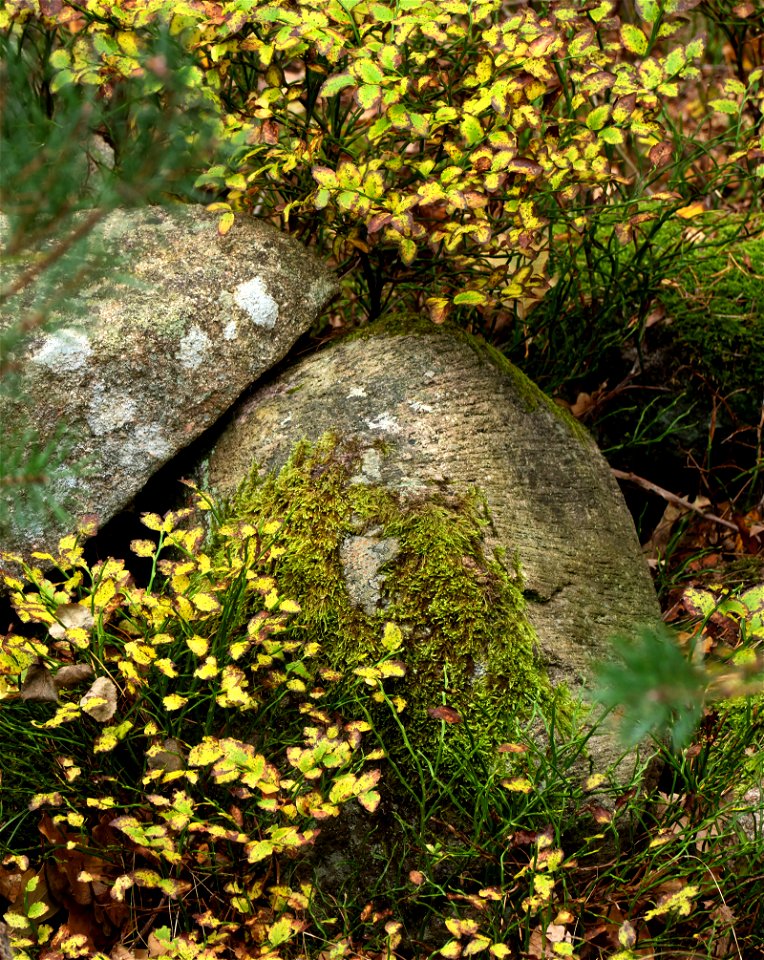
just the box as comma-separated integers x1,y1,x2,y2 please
116,425,171,467
87,383,137,436
361,448,382,482
223,320,238,341
233,277,279,329
178,325,211,370
366,413,400,434
423,369,436,381
347,387,367,399
31,329,92,372
408,400,433,413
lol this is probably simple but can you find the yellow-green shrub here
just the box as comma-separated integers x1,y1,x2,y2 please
0,492,395,957
3,0,761,322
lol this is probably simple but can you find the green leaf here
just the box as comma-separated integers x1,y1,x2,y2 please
586,104,611,131
320,73,355,97
50,68,76,92
664,47,685,76
635,0,659,22
268,916,297,947
357,84,382,110
460,114,484,146
246,839,276,862
709,99,739,115
621,24,648,55
453,290,487,306
638,58,664,89
598,126,624,144
355,59,385,85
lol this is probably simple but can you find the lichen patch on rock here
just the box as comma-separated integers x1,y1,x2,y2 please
233,276,279,328
1,204,337,560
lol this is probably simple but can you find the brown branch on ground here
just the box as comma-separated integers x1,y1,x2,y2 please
611,468,739,532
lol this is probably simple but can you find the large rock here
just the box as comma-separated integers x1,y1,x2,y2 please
205,323,661,776
1,204,337,557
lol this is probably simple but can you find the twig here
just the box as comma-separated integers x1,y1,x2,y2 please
0,206,106,306
611,469,739,532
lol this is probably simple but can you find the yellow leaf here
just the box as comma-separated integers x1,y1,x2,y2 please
186,634,209,657
192,593,221,613
440,941,462,958
382,621,403,651
195,656,219,679
676,202,705,219
163,694,188,711
501,777,533,793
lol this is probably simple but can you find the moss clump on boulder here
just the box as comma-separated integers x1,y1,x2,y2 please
224,432,564,770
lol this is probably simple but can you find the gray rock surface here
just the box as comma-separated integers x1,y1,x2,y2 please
1,204,337,557
207,324,661,773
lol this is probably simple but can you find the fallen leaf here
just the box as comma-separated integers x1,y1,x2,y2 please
49,603,94,640
80,676,118,722
21,661,59,702
676,201,706,219
146,738,186,772
427,705,462,724
649,140,673,167
54,664,95,690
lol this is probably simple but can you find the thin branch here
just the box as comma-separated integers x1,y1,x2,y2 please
611,468,739,532
0,206,106,306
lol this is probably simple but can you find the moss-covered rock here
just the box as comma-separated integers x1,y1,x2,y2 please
206,324,661,780
225,433,562,769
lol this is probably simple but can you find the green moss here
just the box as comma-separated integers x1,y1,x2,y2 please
225,433,564,769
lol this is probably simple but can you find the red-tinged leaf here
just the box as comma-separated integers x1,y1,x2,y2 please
649,140,673,167
427,296,450,324
497,742,527,753
446,917,479,937
618,919,637,948
358,789,380,813
586,803,613,824
427,705,462,723
313,165,338,188
367,212,392,234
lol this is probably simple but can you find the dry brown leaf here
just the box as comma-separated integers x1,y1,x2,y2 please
146,738,186,773
80,676,118,722
49,603,94,640
20,661,59,702
427,705,462,724
54,664,95,690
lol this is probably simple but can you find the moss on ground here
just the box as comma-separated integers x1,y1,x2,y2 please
655,225,764,415
225,433,565,770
